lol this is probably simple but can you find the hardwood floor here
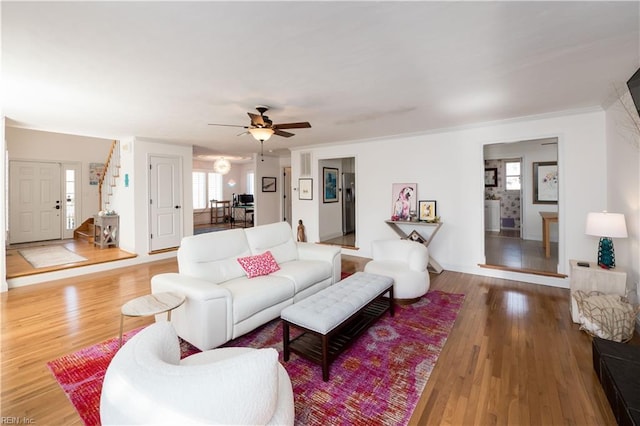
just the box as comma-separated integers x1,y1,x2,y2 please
5,239,137,279
1,255,631,424
485,231,560,275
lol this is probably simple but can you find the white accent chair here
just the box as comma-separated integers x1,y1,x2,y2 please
364,239,430,303
100,322,294,425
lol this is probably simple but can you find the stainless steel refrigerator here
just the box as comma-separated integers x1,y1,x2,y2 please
342,172,355,235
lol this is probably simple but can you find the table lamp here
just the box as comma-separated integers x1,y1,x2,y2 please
585,211,628,269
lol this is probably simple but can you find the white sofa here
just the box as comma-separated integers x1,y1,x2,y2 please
151,221,342,351
364,239,430,303
101,322,295,425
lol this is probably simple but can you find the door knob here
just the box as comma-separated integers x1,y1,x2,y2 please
55,205,60,209
175,205,181,209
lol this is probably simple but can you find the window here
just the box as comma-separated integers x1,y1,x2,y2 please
65,169,76,230
246,172,255,195
505,161,521,191
192,171,223,209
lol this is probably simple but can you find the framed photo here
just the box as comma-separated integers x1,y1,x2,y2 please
419,200,437,221
299,178,313,200
89,162,105,186
405,230,426,244
261,176,276,192
391,183,417,220
484,168,497,187
533,162,558,204
323,167,338,203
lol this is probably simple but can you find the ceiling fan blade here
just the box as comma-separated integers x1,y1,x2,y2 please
274,129,295,138
208,123,248,128
248,112,265,127
274,122,311,130
237,131,249,137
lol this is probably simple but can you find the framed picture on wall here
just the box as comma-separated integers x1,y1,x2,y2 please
262,176,276,192
484,168,497,187
533,161,558,204
323,167,338,203
299,178,313,200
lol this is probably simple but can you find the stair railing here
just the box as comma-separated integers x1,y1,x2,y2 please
98,140,121,211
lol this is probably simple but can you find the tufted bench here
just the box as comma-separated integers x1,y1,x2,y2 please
281,272,394,381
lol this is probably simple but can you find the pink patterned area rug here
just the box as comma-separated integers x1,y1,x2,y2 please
48,290,464,425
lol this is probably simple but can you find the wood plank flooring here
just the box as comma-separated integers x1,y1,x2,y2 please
1,255,632,425
5,239,137,279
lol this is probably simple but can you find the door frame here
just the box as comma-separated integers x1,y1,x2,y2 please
148,154,183,252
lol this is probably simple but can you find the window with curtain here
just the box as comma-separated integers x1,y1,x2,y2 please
193,171,223,209
247,172,255,195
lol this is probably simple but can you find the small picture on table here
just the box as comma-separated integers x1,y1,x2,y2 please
405,230,426,244
419,200,437,222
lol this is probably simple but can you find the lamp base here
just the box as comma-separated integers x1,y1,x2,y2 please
597,237,616,269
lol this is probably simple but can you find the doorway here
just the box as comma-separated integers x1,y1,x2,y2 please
149,155,182,252
483,138,559,275
319,157,356,248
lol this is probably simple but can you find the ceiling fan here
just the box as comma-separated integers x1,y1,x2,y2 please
208,106,311,160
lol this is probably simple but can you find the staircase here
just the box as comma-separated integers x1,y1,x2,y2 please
74,140,121,243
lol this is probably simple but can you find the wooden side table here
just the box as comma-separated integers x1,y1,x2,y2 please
569,259,628,323
94,214,119,248
384,220,444,273
539,211,558,258
119,292,186,346
210,200,231,225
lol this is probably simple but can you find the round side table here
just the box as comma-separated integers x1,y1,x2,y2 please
119,292,186,346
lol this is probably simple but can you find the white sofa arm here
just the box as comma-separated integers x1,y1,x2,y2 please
407,243,429,272
371,239,428,272
151,273,233,351
151,273,232,301
296,242,342,284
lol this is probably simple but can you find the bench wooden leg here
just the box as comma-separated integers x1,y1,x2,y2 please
283,321,290,362
322,334,330,381
389,286,395,317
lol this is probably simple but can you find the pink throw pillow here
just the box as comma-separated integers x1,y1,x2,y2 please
237,251,280,278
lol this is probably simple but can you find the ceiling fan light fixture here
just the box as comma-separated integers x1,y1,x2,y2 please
213,157,231,175
249,127,274,141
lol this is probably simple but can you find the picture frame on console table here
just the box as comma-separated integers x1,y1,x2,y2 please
391,183,417,221
299,178,313,200
405,230,427,244
419,200,437,221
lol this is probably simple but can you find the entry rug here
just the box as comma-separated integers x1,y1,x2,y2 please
48,290,464,425
18,245,87,269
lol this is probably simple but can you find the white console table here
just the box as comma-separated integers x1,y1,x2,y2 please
384,220,444,273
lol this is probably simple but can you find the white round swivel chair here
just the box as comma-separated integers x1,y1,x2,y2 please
100,321,294,425
364,239,430,304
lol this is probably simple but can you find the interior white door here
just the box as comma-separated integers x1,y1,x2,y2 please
9,161,62,244
149,155,182,252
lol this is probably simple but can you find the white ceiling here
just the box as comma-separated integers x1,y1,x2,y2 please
3,1,639,160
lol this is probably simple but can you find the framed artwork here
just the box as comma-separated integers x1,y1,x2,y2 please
299,178,313,200
405,230,426,244
419,200,437,221
323,167,338,203
533,162,558,204
89,163,105,186
484,168,497,187
262,176,276,192
391,183,417,221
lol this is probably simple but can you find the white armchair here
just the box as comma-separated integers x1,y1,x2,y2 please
100,322,294,425
364,239,430,303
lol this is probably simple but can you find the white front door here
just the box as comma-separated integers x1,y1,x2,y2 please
9,161,62,244
149,155,182,252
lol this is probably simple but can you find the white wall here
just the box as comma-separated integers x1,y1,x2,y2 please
605,91,640,305
109,138,193,255
5,127,112,221
292,108,609,287
255,155,281,226
1,118,7,292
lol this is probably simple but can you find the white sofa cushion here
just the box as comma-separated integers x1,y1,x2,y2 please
245,221,299,263
220,275,295,323
273,259,333,293
178,229,250,284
